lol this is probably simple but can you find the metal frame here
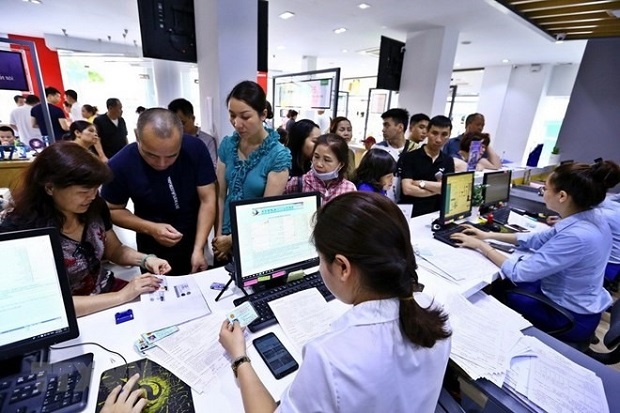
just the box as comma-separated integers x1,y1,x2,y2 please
0,38,55,143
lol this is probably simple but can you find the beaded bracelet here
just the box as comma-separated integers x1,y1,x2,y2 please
140,254,157,269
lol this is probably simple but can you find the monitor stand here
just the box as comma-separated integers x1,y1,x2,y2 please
0,348,49,378
214,261,249,302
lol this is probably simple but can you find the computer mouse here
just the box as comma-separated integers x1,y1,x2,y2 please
488,223,502,232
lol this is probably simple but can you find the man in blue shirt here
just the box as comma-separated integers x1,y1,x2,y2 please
30,87,69,141
101,108,217,276
442,113,485,157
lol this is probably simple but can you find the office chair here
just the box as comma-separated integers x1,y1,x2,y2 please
507,289,575,336
585,299,620,365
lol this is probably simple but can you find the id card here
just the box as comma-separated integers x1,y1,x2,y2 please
227,301,259,327
141,326,179,344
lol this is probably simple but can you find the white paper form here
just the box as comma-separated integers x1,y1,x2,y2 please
468,291,532,331
268,288,350,355
526,338,609,413
138,275,211,331
146,313,248,393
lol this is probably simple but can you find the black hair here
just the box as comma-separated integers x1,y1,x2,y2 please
136,106,146,114
428,115,453,131
286,109,298,118
312,192,451,348
82,104,97,116
276,127,288,145
265,101,274,119
168,98,194,116
313,133,349,180
136,108,183,141
549,160,620,210
465,113,484,126
7,142,112,230
226,80,267,115
353,148,396,191
106,98,121,109
0,125,16,136
287,119,319,177
409,113,430,125
459,132,490,152
69,120,93,139
44,87,60,97
25,95,40,105
64,89,78,101
329,116,351,134
381,108,409,129
14,95,25,103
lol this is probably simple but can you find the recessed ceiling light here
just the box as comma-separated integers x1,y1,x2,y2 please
277,45,286,50
502,59,510,63
607,9,620,18
358,3,371,9
23,0,42,3
333,27,347,34
342,49,348,53
455,63,461,67
279,11,295,20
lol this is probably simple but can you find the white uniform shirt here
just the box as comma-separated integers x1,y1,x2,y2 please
70,101,84,122
277,296,451,413
9,105,41,141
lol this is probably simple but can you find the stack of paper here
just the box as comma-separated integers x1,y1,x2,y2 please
468,291,532,331
268,288,350,355
446,294,524,386
504,336,609,413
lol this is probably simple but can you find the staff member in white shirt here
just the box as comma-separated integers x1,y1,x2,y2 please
219,192,452,413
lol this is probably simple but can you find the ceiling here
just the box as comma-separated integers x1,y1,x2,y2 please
496,0,620,41
0,0,590,77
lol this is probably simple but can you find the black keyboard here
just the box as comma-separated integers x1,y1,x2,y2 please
233,272,335,332
0,353,93,413
433,223,490,248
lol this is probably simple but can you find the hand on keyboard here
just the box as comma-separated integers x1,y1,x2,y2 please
450,225,487,250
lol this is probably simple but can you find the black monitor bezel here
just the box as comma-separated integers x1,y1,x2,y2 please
439,171,475,225
481,170,512,208
0,227,79,361
229,192,321,289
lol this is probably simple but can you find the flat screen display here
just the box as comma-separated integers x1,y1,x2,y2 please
230,193,320,288
0,228,79,361
0,50,29,92
439,171,474,225
482,170,512,207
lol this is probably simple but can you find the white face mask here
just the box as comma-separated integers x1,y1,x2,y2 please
312,165,340,182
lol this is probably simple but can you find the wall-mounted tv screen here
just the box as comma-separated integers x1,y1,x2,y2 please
0,50,29,92
377,36,405,91
137,0,197,63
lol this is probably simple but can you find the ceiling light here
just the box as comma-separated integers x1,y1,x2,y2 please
277,45,286,50
606,9,620,18
23,0,42,3
333,27,347,34
455,63,461,67
502,59,510,63
342,49,348,53
279,11,295,20
358,3,371,9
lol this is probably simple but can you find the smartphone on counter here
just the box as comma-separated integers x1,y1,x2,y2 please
488,241,515,253
253,332,299,379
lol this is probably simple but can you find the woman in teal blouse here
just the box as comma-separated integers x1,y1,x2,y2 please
213,81,291,261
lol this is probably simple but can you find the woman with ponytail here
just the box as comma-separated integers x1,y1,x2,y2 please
218,192,451,413
453,160,620,343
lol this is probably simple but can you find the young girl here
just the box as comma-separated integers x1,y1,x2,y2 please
354,148,396,196
285,133,356,204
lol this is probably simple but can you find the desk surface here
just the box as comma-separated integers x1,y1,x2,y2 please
50,213,619,413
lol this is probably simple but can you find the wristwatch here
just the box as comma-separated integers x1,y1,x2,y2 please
231,355,251,377
418,180,426,189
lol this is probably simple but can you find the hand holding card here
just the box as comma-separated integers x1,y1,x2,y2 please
227,301,259,328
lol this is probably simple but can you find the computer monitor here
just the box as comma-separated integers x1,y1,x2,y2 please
482,170,512,209
438,171,475,225
0,227,79,367
230,192,321,289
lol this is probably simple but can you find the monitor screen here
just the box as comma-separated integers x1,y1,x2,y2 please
230,192,321,288
439,171,475,225
0,50,30,92
377,36,405,91
0,228,79,361
482,170,512,207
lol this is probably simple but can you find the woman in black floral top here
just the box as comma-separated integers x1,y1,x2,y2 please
0,142,171,316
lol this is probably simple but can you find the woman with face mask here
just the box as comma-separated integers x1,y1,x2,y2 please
284,133,356,204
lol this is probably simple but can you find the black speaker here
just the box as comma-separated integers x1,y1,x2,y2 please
257,0,269,72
